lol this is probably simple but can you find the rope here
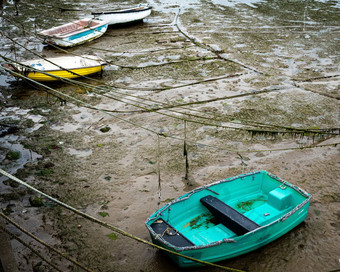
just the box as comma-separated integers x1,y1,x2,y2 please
157,134,162,209
3,59,338,142
0,168,244,272
2,53,337,140
0,64,158,135
0,224,63,272
1,30,339,137
238,152,247,174
0,30,105,82
1,20,338,136
184,120,189,180
2,63,339,155
2,63,339,154
162,227,178,236
0,213,95,272
0,33,100,81
173,7,266,75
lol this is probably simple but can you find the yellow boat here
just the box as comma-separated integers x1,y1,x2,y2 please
3,55,107,82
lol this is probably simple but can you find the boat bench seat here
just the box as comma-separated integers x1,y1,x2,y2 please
150,219,194,247
200,195,260,236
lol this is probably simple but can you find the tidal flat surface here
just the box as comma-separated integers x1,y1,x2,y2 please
0,0,339,271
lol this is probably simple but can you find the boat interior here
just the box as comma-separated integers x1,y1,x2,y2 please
40,19,103,37
149,173,307,247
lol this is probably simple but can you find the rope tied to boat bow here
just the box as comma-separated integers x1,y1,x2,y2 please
0,169,245,272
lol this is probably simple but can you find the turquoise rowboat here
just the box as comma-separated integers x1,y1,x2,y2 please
38,18,108,48
145,170,311,267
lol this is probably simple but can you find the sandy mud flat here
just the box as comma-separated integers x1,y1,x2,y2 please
0,0,339,271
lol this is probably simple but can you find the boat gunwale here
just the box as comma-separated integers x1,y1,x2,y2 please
145,170,312,252
91,6,152,16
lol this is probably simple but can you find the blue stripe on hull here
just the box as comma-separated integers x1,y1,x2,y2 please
68,25,107,41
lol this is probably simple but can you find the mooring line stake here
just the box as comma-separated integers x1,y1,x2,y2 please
157,134,162,209
184,120,189,180
238,152,247,175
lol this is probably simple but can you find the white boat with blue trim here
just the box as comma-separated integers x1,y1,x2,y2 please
91,5,152,26
38,18,108,48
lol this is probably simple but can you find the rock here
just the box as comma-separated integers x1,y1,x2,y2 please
29,196,44,207
100,126,111,133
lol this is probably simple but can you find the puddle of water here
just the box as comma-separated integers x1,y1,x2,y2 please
286,58,299,76
0,1,339,271
0,106,44,184
0,107,46,132
51,123,81,132
211,0,264,8
0,73,12,87
149,0,200,10
68,148,92,158
0,139,42,183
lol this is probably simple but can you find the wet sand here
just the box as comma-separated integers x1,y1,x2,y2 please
0,0,339,271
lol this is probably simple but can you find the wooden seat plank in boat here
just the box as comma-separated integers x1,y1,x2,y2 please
200,195,260,236
150,219,194,247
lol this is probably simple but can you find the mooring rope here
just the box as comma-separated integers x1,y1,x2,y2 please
157,134,162,209
0,224,64,272
1,29,338,137
184,120,189,180
2,51,337,140
2,63,339,155
173,8,266,75
3,59,338,143
0,168,244,272
0,213,95,272
1,64,339,154
0,30,106,83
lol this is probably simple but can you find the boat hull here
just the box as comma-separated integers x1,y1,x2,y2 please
145,170,311,267
38,18,108,47
92,6,152,26
24,65,105,81
4,55,107,82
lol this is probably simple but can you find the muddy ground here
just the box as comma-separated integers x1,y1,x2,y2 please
0,0,339,271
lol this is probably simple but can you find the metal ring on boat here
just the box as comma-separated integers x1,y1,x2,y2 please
280,182,287,189
165,227,178,236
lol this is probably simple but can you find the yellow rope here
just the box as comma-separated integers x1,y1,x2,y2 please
0,224,63,272
0,168,244,272
2,64,339,155
1,31,338,139
1,29,338,137
0,213,95,272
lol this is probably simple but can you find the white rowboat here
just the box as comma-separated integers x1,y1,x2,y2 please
38,18,108,47
91,5,152,26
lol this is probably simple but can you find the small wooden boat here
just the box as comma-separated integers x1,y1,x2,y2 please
3,55,107,82
91,5,152,26
38,18,108,47
145,170,311,267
